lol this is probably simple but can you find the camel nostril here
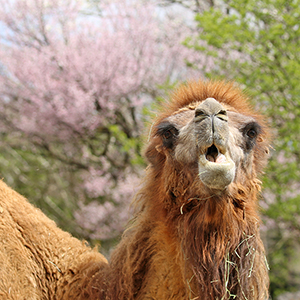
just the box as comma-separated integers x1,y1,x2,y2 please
195,109,208,122
217,110,228,122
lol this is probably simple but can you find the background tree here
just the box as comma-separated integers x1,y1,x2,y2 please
157,0,214,13
185,0,300,298
0,0,204,251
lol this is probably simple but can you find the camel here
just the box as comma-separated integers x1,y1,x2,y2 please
0,179,108,299
105,80,270,299
0,80,270,299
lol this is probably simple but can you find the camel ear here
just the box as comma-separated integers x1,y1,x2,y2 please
144,137,166,166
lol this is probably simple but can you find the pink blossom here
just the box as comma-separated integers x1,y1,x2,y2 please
0,0,204,143
75,173,140,240
0,0,207,241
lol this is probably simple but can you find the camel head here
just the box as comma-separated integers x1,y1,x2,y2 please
144,81,270,214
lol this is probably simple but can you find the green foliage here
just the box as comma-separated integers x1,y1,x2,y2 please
108,124,144,166
266,227,300,298
188,0,300,297
0,133,82,238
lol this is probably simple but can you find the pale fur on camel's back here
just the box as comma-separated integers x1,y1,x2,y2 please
0,179,107,299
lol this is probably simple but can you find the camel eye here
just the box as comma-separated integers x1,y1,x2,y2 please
242,122,261,150
163,130,173,140
162,127,178,141
247,128,257,139
156,122,178,148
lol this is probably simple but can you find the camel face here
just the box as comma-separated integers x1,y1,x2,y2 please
151,96,264,191
194,97,235,190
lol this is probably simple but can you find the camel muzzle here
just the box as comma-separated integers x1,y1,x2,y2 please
195,98,236,190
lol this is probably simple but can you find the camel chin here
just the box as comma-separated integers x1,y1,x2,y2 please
198,151,235,190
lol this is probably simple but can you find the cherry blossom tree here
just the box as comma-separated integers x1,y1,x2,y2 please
0,0,204,247
157,0,215,13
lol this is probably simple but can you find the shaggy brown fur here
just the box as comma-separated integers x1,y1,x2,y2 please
104,80,270,300
0,180,108,299
0,80,270,300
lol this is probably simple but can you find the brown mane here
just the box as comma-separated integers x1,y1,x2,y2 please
157,80,263,120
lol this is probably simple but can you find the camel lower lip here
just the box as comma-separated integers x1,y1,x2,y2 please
199,152,231,167
198,152,236,189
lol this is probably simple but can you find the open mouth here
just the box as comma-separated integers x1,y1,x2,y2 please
205,144,227,164
198,143,236,190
